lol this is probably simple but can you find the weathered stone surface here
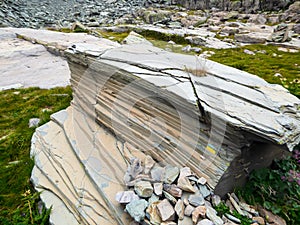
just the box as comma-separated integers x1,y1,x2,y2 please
188,194,205,207
199,185,211,198
0,28,70,89
134,181,153,198
126,199,148,222
206,206,223,225
144,155,155,174
198,177,207,185
177,177,196,193
175,199,185,220
184,204,195,216
157,199,175,222
212,195,221,207
164,165,179,184
151,166,165,182
153,183,163,196
163,184,182,198
146,201,162,225
163,191,177,204
115,191,139,204
148,194,160,205
29,118,40,128
30,31,300,224
192,206,207,224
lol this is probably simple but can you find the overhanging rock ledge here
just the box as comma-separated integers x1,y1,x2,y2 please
30,41,300,225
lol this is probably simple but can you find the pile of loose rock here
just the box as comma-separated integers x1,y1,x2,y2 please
116,156,286,225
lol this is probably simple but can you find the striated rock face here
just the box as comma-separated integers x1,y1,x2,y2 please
31,40,300,224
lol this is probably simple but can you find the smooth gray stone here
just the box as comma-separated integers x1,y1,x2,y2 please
188,194,205,207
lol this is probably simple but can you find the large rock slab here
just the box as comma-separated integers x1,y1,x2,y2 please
0,28,70,89
31,38,300,224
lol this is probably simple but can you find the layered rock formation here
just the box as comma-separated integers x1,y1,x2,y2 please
30,35,300,224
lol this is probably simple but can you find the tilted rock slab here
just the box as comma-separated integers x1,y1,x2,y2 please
31,40,300,224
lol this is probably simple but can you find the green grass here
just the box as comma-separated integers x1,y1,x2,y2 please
0,86,72,224
209,44,300,97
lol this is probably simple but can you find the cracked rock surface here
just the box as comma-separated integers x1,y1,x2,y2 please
28,32,300,224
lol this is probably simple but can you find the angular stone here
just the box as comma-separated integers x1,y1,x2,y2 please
151,166,165,182
177,177,196,193
146,201,162,225
188,193,205,207
115,191,139,204
175,199,185,220
134,181,153,198
125,199,148,222
179,167,192,179
198,177,207,185
29,118,40,128
144,155,155,174
164,165,179,184
157,199,175,222
153,183,163,196
197,219,214,225
129,158,143,179
206,206,223,225
198,185,211,198
192,206,207,224
163,184,182,198
148,194,160,205
163,191,177,204
212,195,221,207
178,216,193,225
184,204,195,216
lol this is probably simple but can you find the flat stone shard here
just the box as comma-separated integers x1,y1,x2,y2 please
157,199,175,222
175,199,185,220
115,191,139,204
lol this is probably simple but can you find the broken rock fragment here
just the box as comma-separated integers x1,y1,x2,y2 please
125,199,148,222
163,184,183,198
188,193,205,207
177,177,196,193
115,191,139,204
146,201,162,225
164,165,179,184
175,199,185,220
134,180,153,198
153,182,163,196
206,206,223,225
192,206,207,224
157,199,176,221
144,155,155,174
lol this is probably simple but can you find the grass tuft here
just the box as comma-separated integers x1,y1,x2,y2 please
0,86,72,224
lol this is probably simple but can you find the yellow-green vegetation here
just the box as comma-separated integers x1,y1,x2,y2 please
96,30,130,42
209,45,300,97
0,87,72,224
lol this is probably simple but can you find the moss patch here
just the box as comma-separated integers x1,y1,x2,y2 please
0,86,72,224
